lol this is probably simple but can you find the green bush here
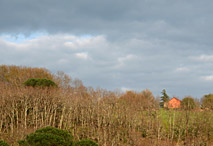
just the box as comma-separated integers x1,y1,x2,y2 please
0,140,10,146
74,139,98,146
24,78,57,88
19,127,73,146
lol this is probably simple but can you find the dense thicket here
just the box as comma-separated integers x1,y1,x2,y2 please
0,65,213,146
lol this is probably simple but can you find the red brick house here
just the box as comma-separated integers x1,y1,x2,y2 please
168,97,181,108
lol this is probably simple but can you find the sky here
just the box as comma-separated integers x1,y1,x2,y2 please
0,0,213,98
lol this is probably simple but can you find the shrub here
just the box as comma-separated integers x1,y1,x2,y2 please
74,139,98,146
202,94,213,110
181,97,196,110
19,127,73,146
24,78,57,88
0,140,10,146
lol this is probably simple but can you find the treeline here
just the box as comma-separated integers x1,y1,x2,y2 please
0,65,213,146
160,89,213,111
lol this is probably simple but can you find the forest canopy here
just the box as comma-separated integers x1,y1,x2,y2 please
0,65,213,146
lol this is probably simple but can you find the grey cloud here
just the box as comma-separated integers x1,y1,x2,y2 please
1,34,213,98
1,0,213,98
1,0,213,41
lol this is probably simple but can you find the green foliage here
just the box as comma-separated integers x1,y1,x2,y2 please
24,78,57,88
160,89,170,107
0,140,10,146
35,126,73,142
74,139,98,146
202,94,213,110
18,127,97,146
181,97,196,110
21,133,67,146
19,127,73,146
17,140,28,146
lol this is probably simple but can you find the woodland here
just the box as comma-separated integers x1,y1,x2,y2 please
0,65,213,146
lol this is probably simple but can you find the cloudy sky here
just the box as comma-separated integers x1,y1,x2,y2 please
0,0,213,98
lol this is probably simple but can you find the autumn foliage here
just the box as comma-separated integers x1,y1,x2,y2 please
0,65,213,146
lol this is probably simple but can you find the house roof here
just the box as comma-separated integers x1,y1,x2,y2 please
169,97,181,102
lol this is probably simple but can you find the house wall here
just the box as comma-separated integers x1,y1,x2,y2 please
168,98,181,108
